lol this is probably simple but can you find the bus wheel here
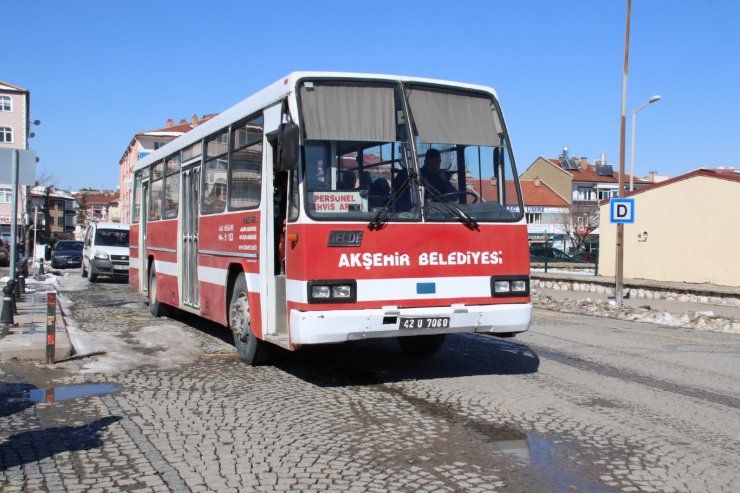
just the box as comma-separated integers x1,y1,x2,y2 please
397,334,446,356
148,265,165,317
229,273,268,365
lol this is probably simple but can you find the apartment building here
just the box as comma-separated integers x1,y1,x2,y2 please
0,81,30,241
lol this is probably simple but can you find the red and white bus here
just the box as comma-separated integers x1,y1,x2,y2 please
129,72,531,364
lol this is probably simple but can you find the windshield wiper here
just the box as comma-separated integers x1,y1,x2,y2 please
368,170,416,230
424,187,479,230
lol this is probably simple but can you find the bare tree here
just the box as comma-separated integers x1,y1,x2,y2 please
557,202,599,255
76,193,89,228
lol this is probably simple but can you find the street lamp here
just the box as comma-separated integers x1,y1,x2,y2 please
629,95,661,192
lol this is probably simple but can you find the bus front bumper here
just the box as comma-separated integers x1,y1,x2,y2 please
289,303,532,346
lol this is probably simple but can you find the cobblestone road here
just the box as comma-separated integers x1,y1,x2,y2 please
1,273,739,492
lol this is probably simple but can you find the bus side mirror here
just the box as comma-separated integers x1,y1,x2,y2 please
278,122,299,171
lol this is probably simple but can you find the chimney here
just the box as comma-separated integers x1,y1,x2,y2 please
192,114,199,127
179,118,187,125
165,118,174,127
533,177,541,187
579,157,588,169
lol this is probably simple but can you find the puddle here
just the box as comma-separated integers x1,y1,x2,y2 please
28,383,121,403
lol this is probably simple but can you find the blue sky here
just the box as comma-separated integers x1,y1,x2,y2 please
5,0,739,190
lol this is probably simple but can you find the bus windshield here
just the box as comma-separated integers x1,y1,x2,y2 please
298,80,523,223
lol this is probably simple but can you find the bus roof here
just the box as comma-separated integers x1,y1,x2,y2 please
132,71,499,174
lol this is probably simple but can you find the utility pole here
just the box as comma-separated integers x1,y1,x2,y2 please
615,0,632,305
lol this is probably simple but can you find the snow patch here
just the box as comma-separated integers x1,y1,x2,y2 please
65,320,206,374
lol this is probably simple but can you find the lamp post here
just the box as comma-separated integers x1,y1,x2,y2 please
629,95,661,192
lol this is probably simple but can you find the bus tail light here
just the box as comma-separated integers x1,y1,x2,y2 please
308,280,357,303
491,276,530,297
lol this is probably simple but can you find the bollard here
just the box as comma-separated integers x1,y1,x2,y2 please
46,292,57,364
18,274,25,297
22,258,28,278
38,257,44,275
13,274,21,298
9,279,17,315
0,282,14,328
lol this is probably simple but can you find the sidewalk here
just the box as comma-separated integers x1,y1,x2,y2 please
0,275,72,363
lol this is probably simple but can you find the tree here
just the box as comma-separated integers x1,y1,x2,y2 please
76,193,89,228
557,202,599,255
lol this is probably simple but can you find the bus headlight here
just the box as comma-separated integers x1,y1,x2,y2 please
332,285,352,299
311,285,331,299
308,280,356,303
491,276,529,297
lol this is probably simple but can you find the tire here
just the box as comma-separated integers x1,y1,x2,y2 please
397,334,446,356
149,265,165,317
88,264,97,283
229,273,269,365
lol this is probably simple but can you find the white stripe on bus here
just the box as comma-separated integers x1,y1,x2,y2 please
154,260,178,276
286,276,494,303
129,256,140,269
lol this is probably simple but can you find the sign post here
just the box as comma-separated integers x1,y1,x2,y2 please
610,197,635,304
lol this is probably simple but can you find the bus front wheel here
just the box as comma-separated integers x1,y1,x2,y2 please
229,273,269,365
397,334,446,356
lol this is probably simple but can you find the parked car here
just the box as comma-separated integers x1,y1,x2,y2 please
0,244,9,267
529,245,586,263
50,240,84,269
82,222,130,282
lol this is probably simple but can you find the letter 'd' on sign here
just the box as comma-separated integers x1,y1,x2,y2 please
610,198,635,224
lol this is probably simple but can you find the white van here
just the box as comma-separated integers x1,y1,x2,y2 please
82,222,130,282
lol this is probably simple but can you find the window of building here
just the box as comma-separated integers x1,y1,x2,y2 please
597,189,617,200
0,96,11,112
0,127,13,143
526,212,542,224
57,217,64,226
0,188,12,203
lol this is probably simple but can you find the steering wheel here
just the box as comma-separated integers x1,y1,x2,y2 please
436,191,479,203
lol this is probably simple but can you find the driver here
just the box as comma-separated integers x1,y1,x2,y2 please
421,149,456,199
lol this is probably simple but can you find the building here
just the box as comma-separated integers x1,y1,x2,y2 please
519,178,570,250
598,168,740,287
0,81,30,241
520,148,651,254
28,186,77,241
73,190,119,224
119,114,215,223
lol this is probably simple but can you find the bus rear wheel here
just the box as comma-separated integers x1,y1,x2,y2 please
229,273,269,365
149,265,166,317
397,334,446,356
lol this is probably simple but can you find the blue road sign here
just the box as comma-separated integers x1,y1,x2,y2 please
610,198,635,224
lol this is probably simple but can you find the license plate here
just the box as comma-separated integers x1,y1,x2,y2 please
113,265,129,270
399,317,450,330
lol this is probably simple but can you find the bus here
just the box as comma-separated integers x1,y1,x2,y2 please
129,72,531,364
